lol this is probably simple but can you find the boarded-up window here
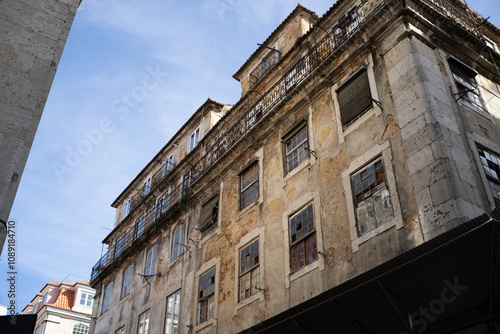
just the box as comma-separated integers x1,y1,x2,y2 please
289,203,317,273
351,159,393,236
240,163,259,209
200,195,219,237
337,69,372,129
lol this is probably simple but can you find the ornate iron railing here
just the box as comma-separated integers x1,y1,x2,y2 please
91,0,485,283
420,0,482,37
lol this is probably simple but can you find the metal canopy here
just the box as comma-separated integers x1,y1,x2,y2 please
240,208,500,334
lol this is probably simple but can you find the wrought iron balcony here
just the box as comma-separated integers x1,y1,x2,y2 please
91,179,191,281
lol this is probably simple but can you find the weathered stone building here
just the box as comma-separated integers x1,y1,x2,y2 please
89,0,500,333
0,0,81,253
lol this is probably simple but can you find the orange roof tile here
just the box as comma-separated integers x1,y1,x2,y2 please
47,288,75,311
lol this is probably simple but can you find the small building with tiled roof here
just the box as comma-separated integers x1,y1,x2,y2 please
22,281,95,334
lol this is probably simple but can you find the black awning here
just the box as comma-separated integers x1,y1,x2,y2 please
240,208,500,334
0,314,37,334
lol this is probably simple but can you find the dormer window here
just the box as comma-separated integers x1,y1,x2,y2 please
333,8,360,45
79,291,94,307
32,302,38,313
122,201,130,219
249,48,280,87
42,293,48,305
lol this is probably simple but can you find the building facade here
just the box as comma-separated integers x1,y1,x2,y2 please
22,281,95,334
0,0,81,253
90,0,500,333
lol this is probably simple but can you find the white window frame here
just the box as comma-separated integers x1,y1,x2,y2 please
137,309,151,334
101,282,113,314
164,290,181,334
42,293,48,305
145,245,158,277
189,127,200,152
33,302,38,313
72,323,89,334
121,265,134,298
123,200,130,219
79,291,94,307
342,141,403,252
171,223,186,260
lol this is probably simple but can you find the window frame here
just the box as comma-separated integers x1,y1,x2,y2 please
164,290,181,334
114,233,125,259
42,293,48,305
171,223,186,260
72,323,89,334
156,190,170,219
137,309,151,334
121,265,134,298
134,215,145,240
447,56,484,110
350,157,393,237
288,202,318,274
197,267,216,324
477,145,500,207
143,178,151,196
199,195,219,238
145,246,158,277
115,327,125,334
189,127,200,152
79,291,94,307
123,200,130,219
101,282,113,314
282,120,310,175
33,302,38,313
240,162,259,209
336,68,372,130
238,239,260,302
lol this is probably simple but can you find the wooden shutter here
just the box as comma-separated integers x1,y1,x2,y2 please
337,69,372,127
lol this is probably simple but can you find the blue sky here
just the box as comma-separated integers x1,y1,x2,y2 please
1,0,499,311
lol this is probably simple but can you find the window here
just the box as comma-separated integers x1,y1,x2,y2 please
32,302,38,313
199,195,219,237
42,293,48,305
289,203,318,273
137,310,150,334
283,121,309,174
240,163,259,209
102,282,113,314
351,159,393,236
73,324,89,334
35,327,40,334
143,178,151,196
115,233,125,258
122,265,134,298
198,268,215,324
145,246,158,276
134,215,145,240
80,292,94,307
164,155,174,176
478,146,500,206
448,58,483,109
156,191,170,219
336,69,372,129
333,8,360,45
116,327,125,334
123,201,130,219
182,171,194,196
189,128,200,152
164,290,181,334
172,223,186,260
239,239,260,302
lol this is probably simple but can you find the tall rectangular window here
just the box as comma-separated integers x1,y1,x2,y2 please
145,246,158,276
351,159,393,236
240,163,259,209
114,233,125,259
190,128,200,152
199,195,219,237
337,69,372,129
289,203,317,273
115,327,125,334
478,146,500,206
166,155,174,171
134,215,145,240
239,239,260,302
102,282,113,314
121,265,134,298
42,293,48,305
198,268,215,324
172,223,186,260
80,292,94,307
137,310,150,334
182,171,194,197
164,290,181,334
156,191,170,219
283,121,309,174
143,178,151,196
123,201,130,219
448,58,483,109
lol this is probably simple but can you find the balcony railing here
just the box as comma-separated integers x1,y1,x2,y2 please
420,0,482,37
91,179,192,281
91,0,485,283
